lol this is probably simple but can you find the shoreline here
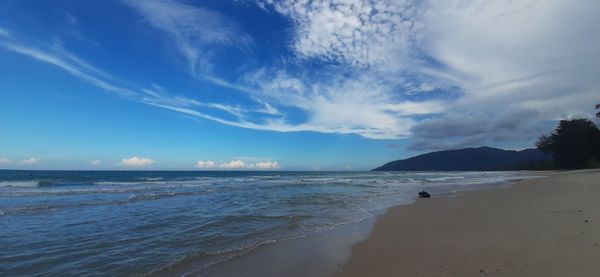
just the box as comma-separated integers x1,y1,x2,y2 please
338,169,600,276
166,171,550,276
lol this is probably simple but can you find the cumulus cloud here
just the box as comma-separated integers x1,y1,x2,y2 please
90,160,102,166
195,160,215,169
197,159,280,170
219,160,246,169
121,157,155,167
250,161,280,169
21,157,41,165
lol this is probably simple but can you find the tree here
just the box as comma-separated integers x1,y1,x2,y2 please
596,104,600,118
536,119,600,169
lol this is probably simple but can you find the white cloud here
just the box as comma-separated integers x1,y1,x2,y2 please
0,27,11,38
195,160,215,169
264,0,420,69
0,158,13,165
251,0,600,145
404,0,600,148
0,41,136,97
0,24,430,140
121,157,155,167
204,159,281,170
21,157,41,165
239,69,436,139
219,160,246,169
123,0,252,75
91,160,102,166
3,0,599,147
251,161,280,169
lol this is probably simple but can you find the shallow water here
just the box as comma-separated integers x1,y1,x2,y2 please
0,170,539,276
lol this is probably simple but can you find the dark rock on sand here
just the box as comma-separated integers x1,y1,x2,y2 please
418,191,431,198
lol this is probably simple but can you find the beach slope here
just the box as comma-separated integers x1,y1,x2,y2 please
338,170,600,276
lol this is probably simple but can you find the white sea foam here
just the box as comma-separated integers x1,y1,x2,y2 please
425,176,465,182
0,181,40,187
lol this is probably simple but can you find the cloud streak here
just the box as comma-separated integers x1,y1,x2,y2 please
123,0,252,75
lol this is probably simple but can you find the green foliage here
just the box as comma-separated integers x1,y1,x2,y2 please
523,160,557,170
536,118,600,169
585,157,600,169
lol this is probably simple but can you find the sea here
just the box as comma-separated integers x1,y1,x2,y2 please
0,170,541,276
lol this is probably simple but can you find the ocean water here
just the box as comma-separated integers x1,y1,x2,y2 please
0,170,540,276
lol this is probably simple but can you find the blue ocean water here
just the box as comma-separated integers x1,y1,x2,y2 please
0,170,539,276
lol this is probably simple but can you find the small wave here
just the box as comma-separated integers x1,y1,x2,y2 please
128,192,177,201
282,194,348,206
0,181,40,187
93,181,166,186
136,177,164,181
221,214,311,224
127,190,212,202
37,181,96,187
250,175,281,180
1,205,60,215
425,176,466,182
301,177,336,182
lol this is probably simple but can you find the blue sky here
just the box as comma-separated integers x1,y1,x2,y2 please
1,0,598,170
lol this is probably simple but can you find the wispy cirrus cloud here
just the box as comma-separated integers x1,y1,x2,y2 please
0,28,278,133
123,0,252,75
0,40,136,97
0,27,11,38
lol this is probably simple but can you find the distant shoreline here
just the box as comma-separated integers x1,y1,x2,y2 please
337,169,600,276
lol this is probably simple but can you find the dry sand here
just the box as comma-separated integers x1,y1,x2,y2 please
338,170,600,277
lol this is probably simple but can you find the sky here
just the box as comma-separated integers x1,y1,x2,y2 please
0,0,599,170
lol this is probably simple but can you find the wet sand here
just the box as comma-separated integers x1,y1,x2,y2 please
179,216,377,277
338,170,600,276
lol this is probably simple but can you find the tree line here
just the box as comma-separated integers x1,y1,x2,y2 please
536,105,600,169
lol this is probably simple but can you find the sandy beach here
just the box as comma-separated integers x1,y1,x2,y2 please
338,170,600,277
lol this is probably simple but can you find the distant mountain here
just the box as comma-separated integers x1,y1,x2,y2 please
373,146,552,171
